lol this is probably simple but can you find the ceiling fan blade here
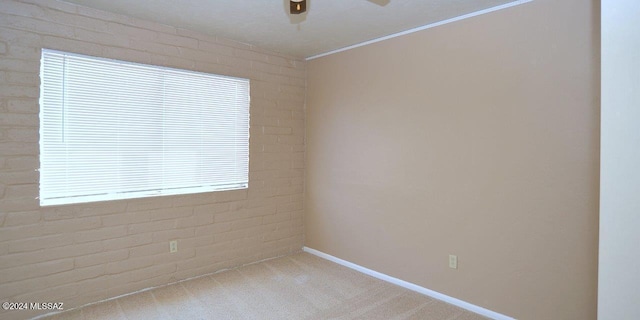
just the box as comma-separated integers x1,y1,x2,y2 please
366,0,390,6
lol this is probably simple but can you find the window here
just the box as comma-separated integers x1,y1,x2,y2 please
39,49,250,206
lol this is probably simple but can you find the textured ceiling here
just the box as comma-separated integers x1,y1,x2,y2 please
61,0,522,58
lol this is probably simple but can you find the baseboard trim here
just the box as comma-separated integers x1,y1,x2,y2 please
303,247,516,320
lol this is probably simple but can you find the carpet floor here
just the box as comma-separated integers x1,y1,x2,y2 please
41,252,488,320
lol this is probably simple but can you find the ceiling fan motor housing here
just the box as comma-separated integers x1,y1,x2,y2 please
290,0,307,14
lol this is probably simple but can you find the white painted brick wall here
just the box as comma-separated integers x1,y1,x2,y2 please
0,0,306,319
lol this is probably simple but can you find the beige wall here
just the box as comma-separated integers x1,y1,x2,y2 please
305,0,599,319
0,0,305,319
599,1,640,319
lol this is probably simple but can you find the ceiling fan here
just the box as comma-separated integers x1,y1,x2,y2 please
289,0,390,15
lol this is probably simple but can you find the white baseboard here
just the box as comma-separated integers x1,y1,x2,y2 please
303,247,516,320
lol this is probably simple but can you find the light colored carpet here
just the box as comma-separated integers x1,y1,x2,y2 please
41,252,488,320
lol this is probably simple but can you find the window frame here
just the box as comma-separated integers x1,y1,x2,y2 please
39,49,250,206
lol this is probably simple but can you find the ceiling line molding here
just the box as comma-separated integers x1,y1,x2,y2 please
305,0,533,61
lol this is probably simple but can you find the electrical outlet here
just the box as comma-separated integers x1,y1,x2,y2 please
169,240,178,253
449,254,458,269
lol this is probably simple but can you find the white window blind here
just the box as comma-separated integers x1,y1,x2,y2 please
39,49,250,206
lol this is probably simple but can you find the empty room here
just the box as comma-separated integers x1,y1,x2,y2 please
1,0,638,319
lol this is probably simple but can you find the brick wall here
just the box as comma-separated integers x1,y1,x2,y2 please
0,0,306,318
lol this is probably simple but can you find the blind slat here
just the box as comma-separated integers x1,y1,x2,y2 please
39,49,250,206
